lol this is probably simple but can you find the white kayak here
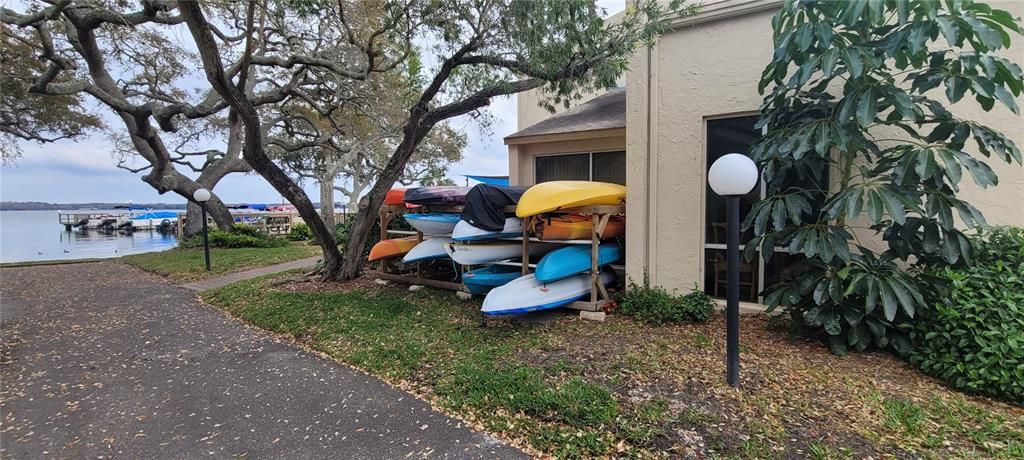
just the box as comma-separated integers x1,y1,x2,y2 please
481,271,616,315
404,213,461,236
444,241,558,265
451,218,523,242
402,237,452,263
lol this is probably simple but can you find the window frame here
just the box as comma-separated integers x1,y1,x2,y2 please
702,114,825,303
533,149,626,184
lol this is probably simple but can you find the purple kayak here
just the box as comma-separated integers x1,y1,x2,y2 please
403,186,471,206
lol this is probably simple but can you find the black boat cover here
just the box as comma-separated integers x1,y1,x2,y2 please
403,186,471,206
460,184,529,231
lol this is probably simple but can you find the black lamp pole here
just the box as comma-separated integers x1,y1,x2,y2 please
201,205,211,271
725,195,741,387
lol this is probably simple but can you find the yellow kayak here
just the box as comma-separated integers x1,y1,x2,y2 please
516,181,626,217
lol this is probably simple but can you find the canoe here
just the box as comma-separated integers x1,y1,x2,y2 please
367,236,419,261
404,213,461,236
462,265,522,295
451,218,523,242
444,241,558,265
535,244,623,283
403,186,471,207
531,214,625,240
402,237,452,263
516,181,626,218
481,271,616,316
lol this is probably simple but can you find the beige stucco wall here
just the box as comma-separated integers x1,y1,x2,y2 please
626,2,1024,295
507,131,627,186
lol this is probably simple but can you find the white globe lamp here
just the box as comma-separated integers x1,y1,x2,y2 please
192,188,213,270
707,152,759,389
708,153,759,197
193,188,212,203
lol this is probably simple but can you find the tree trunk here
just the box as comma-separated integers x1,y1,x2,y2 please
319,176,335,230
180,1,343,279
184,201,234,237
336,128,430,280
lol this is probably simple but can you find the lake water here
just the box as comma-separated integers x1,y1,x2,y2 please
0,210,179,263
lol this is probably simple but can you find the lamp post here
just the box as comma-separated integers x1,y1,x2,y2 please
707,153,759,388
193,188,212,271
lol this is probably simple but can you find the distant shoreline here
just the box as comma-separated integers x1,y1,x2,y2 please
1,202,188,211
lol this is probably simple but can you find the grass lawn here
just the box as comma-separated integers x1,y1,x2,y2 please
202,274,1024,459
122,242,322,283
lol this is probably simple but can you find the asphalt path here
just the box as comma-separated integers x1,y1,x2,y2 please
0,262,527,459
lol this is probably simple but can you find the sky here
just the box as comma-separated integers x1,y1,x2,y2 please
0,1,624,205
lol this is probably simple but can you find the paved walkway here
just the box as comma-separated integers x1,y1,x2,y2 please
0,262,526,459
181,256,322,291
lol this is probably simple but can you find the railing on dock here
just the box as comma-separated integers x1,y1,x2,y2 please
175,211,352,237
58,213,111,225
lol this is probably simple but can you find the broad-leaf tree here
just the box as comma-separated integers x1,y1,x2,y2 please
0,2,265,233
0,23,101,163
180,0,695,280
750,0,1023,354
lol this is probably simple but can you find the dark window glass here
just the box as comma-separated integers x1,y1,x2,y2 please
763,252,803,289
703,116,829,302
535,153,589,183
703,248,759,302
705,116,761,245
592,151,626,184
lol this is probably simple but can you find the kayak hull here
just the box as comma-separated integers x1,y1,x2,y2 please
516,181,626,218
368,236,419,262
405,213,461,236
481,271,616,316
404,186,471,207
444,241,557,265
402,237,452,263
451,218,523,242
535,244,623,283
384,188,408,206
462,265,521,295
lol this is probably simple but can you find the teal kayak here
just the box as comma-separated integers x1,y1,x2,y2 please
534,244,622,284
463,265,521,295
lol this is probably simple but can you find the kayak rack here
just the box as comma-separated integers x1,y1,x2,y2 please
518,204,626,313
376,204,468,292
373,202,626,317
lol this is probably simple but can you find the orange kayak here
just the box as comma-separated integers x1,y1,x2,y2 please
531,214,625,240
384,188,420,209
368,236,419,261
385,188,408,206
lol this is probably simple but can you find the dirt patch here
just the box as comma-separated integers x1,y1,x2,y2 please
517,313,1020,458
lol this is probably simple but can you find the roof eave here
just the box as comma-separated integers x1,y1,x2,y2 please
503,127,626,145
668,0,782,30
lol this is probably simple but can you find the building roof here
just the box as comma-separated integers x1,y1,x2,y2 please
505,89,625,141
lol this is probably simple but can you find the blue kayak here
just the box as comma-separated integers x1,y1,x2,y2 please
534,244,623,284
404,213,461,236
463,265,522,295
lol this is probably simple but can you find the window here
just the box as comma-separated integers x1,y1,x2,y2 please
535,151,626,185
703,116,826,303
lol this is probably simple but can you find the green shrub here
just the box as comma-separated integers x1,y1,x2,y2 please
181,224,286,249
287,222,312,241
908,227,1024,404
617,275,714,324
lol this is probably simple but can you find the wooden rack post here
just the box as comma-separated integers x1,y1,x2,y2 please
521,216,531,276
372,203,468,292
558,205,624,313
